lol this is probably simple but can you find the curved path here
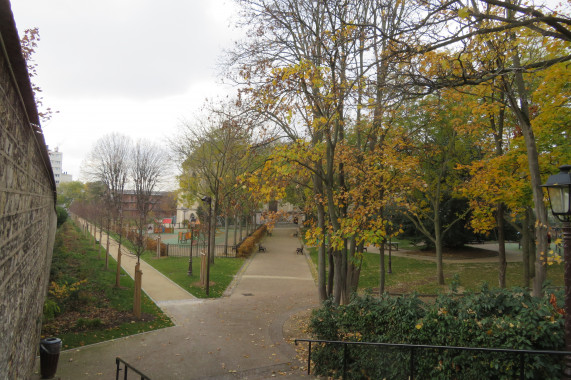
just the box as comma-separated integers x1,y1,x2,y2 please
50,224,318,379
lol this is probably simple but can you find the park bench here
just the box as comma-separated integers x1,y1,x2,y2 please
258,245,266,252
231,245,238,252
296,247,303,255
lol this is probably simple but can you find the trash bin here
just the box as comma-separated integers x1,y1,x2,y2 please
39,337,62,379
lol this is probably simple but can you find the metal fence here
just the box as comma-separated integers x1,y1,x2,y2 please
295,339,571,380
165,243,238,258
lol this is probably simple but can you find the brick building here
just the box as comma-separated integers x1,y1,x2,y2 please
121,190,177,221
0,0,58,378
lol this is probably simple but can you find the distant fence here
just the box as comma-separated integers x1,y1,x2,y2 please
165,243,238,258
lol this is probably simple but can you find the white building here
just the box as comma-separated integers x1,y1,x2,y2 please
60,172,73,183
48,147,72,185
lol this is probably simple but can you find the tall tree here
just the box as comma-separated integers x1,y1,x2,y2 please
130,140,169,258
397,91,477,285
171,101,254,266
83,133,130,285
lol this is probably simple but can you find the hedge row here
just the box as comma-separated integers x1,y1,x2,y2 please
310,285,565,379
237,225,268,257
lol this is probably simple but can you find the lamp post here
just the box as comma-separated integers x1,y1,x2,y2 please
187,216,196,276
541,164,571,378
202,196,212,296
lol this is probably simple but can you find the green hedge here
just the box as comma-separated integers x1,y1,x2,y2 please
310,286,565,379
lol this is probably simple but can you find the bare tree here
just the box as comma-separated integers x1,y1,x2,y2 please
83,133,130,286
130,139,169,258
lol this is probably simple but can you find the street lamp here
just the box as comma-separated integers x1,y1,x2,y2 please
202,196,212,296
187,216,196,276
541,164,571,378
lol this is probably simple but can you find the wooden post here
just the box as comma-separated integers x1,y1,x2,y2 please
156,236,161,258
115,247,122,288
133,262,142,319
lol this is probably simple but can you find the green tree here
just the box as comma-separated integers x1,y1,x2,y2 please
56,181,85,208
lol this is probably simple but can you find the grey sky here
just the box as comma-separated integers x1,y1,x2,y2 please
10,0,240,183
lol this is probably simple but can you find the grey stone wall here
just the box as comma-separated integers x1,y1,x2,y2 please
0,21,57,379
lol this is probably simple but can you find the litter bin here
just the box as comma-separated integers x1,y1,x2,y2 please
39,337,62,379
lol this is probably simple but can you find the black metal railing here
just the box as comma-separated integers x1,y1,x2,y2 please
294,339,571,380
165,243,238,258
116,357,152,380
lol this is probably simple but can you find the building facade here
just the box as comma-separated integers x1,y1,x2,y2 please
48,147,62,184
121,190,177,221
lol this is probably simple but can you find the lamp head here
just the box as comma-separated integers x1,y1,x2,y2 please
542,165,571,222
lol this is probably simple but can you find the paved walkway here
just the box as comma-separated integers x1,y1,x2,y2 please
82,218,197,304
50,223,318,379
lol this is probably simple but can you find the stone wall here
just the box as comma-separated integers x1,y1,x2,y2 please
0,1,58,378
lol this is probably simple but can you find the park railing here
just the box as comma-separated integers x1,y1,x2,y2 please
164,243,238,258
294,338,571,380
115,357,151,380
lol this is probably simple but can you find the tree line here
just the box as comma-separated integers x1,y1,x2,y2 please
211,0,571,305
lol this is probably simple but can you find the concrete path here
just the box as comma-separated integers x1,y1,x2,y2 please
88,221,197,304
49,224,318,379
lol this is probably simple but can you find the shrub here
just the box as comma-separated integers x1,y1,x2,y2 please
146,237,167,256
310,287,565,379
56,206,68,228
237,225,267,257
43,299,60,322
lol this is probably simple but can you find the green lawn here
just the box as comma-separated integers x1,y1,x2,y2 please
141,252,245,298
43,221,173,350
309,247,564,295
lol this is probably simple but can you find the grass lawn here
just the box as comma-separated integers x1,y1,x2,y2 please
42,221,173,350
108,229,247,298
140,252,245,298
309,246,564,295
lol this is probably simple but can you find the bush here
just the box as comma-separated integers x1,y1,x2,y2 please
56,206,68,228
146,237,167,256
237,225,267,257
43,299,61,322
310,287,565,379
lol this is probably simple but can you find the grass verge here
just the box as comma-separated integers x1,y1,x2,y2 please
106,229,247,298
42,220,173,350
140,251,245,298
309,246,564,294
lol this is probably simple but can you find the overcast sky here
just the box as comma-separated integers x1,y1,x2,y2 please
10,0,240,187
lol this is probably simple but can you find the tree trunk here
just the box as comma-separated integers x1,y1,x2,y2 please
327,247,334,298
233,212,238,245
316,198,327,301
435,215,445,285
239,214,243,241
210,206,216,264
521,212,531,288
379,244,386,295
333,251,343,305
504,62,548,298
224,214,229,256
105,217,110,270
341,240,349,305
115,216,124,288
496,202,507,288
